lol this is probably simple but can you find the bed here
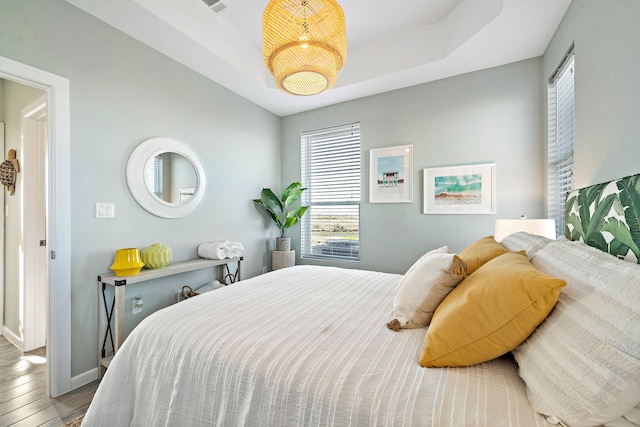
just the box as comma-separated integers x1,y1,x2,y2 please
83,174,640,427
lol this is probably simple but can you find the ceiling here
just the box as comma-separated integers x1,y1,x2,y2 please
65,0,571,117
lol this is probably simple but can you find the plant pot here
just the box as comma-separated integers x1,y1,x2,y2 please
272,249,295,270
276,237,291,251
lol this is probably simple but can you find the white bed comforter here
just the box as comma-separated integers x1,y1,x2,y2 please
83,265,548,426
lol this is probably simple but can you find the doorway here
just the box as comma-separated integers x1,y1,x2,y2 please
21,95,48,352
0,55,72,397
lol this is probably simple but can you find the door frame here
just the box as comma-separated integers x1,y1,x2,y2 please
0,55,71,397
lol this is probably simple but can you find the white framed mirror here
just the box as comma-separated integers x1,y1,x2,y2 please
126,137,206,218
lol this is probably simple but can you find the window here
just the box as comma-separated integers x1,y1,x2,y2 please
301,123,361,262
548,49,575,237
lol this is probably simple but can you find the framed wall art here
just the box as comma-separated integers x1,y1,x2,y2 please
369,144,413,203
423,163,495,214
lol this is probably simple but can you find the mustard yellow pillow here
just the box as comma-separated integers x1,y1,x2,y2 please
458,235,509,275
419,251,566,368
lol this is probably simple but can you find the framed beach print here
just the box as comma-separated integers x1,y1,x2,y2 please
423,163,495,214
370,144,413,203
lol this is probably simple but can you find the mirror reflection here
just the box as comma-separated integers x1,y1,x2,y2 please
144,152,197,205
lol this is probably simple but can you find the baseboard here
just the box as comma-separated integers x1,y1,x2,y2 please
3,327,23,350
71,367,99,390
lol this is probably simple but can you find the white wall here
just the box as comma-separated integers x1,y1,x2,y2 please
543,0,640,188
0,0,281,377
282,58,544,274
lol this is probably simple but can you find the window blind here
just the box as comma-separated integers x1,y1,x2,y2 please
144,154,164,198
548,50,575,237
301,123,361,262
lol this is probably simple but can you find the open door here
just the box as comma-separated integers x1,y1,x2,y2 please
21,96,48,352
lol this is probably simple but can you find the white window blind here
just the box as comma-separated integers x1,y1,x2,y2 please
144,154,164,198
548,50,575,237
301,123,361,262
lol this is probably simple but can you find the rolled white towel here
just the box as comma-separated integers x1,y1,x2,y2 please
198,240,244,260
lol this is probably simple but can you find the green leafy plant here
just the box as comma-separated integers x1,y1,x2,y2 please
254,182,309,238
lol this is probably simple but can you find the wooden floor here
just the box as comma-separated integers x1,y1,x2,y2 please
0,335,98,426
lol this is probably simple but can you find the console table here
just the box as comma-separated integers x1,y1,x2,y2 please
98,257,242,375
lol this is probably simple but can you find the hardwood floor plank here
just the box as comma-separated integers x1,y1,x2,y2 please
0,376,47,404
0,336,97,427
0,363,47,384
0,395,58,426
0,386,48,416
9,405,61,427
51,381,98,421
0,371,45,394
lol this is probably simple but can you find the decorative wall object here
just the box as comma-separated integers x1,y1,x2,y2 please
110,248,145,276
140,243,173,269
423,163,495,214
369,144,413,203
0,149,20,195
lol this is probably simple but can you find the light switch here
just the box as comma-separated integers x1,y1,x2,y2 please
96,203,115,219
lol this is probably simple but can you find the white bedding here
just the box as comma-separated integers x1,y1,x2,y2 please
84,265,549,426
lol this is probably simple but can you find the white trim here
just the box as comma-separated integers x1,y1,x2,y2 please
0,55,72,397
71,367,99,390
3,326,23,350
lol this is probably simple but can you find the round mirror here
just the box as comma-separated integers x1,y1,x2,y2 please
126,137,206,218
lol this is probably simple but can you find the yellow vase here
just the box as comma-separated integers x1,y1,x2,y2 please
110,248,145,276
140,243,172,269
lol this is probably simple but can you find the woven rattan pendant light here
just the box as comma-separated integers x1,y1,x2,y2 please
262,0,347,96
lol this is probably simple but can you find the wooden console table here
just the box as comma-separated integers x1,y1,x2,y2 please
98,257,242,375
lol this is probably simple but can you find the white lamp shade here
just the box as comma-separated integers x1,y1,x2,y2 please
494,219,556,242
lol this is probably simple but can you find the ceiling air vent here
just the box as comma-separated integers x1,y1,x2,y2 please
199,0,227,14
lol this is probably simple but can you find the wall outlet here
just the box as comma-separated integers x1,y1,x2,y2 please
262,266,268,274
132,296,143,314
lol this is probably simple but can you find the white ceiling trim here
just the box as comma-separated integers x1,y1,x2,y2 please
65,0,571,117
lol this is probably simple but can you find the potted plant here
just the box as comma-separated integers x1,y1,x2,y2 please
254,182,309,251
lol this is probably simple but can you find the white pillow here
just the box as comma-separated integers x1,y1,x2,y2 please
514,240,640,426
499,231,554,260
387,246,467,330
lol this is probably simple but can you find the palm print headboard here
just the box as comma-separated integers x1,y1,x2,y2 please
565,173,640,264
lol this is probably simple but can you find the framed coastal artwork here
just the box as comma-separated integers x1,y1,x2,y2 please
370,144,413,203
423,163,495,214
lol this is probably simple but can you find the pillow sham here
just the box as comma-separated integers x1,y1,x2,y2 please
499,231,554,260
515,240,640,427
419,251,566,368
457,235,509,274
387,246,467,331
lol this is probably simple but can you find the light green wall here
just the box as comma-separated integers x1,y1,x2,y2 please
282,58,544,273
0,0,281,376
543,0,640,188
1,80,46,337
